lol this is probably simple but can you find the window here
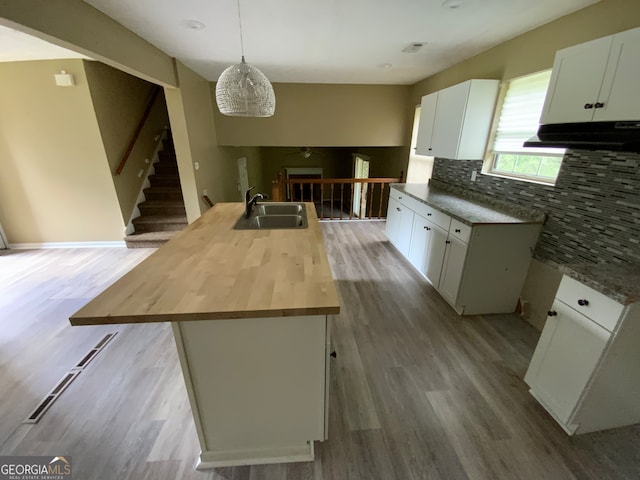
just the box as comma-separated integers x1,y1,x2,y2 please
489,70,565,183
406,106,434,183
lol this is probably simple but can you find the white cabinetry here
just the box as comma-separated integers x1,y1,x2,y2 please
415,79,499,159
525,275,640,434
385,195,414,257
387,186,541,315
541,26,640,124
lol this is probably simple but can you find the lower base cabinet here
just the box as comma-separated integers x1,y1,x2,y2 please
525,275,640,434
387,187,541,315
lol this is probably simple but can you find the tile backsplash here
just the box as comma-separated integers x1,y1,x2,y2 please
431,150,640,265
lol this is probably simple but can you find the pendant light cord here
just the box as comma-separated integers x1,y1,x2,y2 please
237,0,245,60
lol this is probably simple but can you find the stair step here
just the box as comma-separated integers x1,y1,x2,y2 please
158,151,176,162
124,231,179,248
139,200,186,216
132,215,187,233
153,163,179,175
143,187,184,201
149,174,180,187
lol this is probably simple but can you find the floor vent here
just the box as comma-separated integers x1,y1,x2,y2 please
24,332,118,424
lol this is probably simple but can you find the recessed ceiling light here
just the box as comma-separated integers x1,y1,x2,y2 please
442,0,468,9
183,20,206,30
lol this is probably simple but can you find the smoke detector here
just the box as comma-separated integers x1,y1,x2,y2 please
402,42,427,53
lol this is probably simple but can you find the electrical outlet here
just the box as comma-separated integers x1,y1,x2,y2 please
471,170,477,182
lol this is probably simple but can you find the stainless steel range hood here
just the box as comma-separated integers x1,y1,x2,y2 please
524,121,640,153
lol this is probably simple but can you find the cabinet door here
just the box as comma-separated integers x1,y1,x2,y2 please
540,36,613,124
385,197,402,246
424,223,448,286
594,27,640,121
415,92,438,156
408,213,431,272
437,235,468,306
525,300,610,424
431,82,469,159
396,204,415,258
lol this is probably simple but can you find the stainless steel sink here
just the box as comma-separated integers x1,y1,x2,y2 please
257,203,304,215
234,203,308,230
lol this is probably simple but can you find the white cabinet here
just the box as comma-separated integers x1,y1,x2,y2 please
408,213,448,286
438,234,468,306
525,275,640,434
415,79,499,159
385,197,413,257
525,299,610,425
386,186,541,315
415,92,438,156
541,26,640,124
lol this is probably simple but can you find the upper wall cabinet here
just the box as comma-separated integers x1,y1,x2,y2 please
415,79,499,160
540,27,640,124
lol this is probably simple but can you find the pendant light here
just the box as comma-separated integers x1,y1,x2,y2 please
215,0,275,117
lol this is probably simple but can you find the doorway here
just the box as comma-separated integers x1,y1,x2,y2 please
353,154,370,218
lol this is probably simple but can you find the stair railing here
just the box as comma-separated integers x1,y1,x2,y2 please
272,173,403,220
115,86,161,176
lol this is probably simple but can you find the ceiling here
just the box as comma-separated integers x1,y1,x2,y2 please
3,0,600,85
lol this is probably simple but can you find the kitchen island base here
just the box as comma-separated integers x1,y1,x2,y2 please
171,314,330,469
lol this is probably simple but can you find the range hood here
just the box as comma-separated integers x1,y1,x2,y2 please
524,121,640,153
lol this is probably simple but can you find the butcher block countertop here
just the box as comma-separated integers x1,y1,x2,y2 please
70,203,340,326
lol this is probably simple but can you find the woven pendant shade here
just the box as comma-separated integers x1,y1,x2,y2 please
215,57,275,117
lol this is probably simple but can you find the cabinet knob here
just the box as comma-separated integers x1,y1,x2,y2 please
547,310,558,316
594,102,605,109
396,207,401,212
428,148,432,151
455,229,461,233
584,103,594,109
445,240,451,244
577,299,589,306
424,226,431,230
399,196,403,199
427,213,432,216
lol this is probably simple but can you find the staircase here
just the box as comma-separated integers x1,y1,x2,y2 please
124,135,188,248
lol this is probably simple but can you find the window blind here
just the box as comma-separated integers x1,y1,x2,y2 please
493,70,564,156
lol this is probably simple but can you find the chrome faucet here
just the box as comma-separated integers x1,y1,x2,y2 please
245,187,268,217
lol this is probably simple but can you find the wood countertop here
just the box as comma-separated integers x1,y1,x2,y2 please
70,203,341,326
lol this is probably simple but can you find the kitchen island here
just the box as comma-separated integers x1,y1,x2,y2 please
70,202,340,468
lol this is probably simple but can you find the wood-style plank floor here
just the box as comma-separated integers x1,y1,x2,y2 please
1,223,639,479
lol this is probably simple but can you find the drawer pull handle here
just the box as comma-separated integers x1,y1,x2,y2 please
584,103,594,109
455,229,461,233
399,196,403,199
427,213,432,216
594,102,605,109
445,240,451,244
547,310,558,316
396,207,401,211
577,299,589,306
424,226,431,230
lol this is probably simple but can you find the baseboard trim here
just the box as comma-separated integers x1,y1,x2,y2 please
196,442,315,469
9,241,127,249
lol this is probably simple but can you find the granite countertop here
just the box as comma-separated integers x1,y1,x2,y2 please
391,181,546,226
70,202,341,326
557,262,640,305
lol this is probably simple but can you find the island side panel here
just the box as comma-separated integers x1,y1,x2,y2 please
172,315,327,467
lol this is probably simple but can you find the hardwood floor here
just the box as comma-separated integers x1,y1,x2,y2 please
1,225,639,479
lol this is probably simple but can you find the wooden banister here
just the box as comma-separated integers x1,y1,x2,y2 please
278,175,401,220
115,86,161,176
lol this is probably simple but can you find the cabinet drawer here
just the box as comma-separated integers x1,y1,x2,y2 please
415,204,451,231
449,219,471,243
556,275,624,331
